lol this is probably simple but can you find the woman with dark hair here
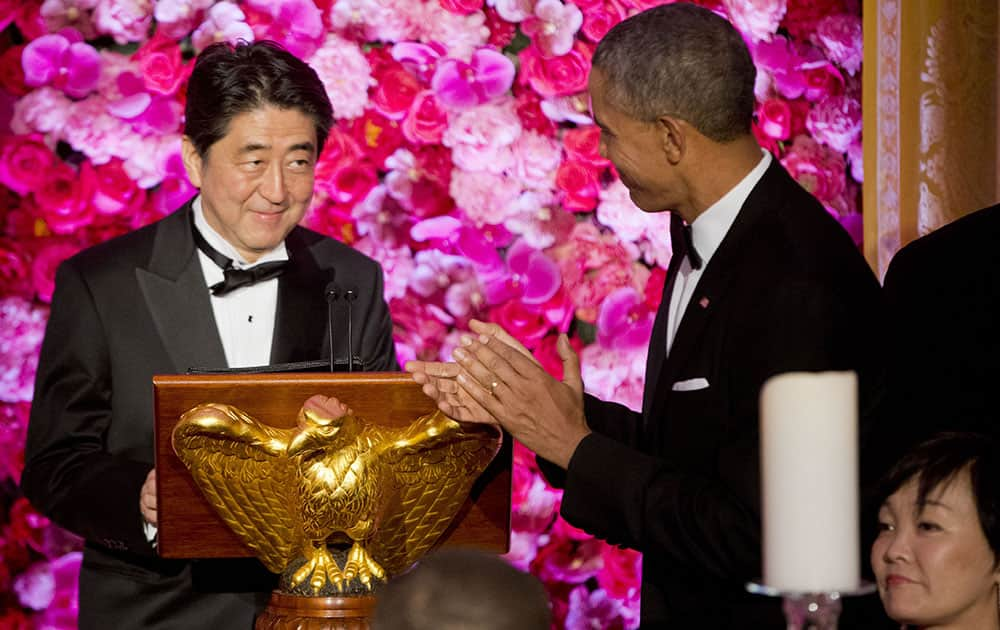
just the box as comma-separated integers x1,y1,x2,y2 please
871,432,1000,629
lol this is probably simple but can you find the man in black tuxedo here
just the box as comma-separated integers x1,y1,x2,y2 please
881,204,1000,457
21,41,397,629
407,4,885,627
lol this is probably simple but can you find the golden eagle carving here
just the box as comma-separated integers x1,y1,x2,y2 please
171,394,502,595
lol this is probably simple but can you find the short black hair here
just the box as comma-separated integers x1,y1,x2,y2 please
591,2,756,142
875,432,1000,562
370,549,550,630
184,40,333,157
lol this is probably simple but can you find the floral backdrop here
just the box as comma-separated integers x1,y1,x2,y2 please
0,0,862,627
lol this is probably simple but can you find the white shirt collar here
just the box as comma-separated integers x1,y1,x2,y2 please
192,195,289,269
689,151,771,267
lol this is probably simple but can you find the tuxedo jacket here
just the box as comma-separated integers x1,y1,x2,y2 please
881,203,1000,459
546,161,887,627
21,201,397,630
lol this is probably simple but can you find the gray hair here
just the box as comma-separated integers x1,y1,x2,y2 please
592,2,756,142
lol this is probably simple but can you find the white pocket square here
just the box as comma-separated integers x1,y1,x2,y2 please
672,377,709,392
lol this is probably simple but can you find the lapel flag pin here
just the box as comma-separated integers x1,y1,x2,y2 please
699,296,710,309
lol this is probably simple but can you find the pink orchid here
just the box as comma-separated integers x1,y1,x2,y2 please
390,41,445,83
564,584,637,630
597,287,654,351
431,48,515,110
483,238,561,306
244,0,323,60
21,30,101,99
521,0,583,58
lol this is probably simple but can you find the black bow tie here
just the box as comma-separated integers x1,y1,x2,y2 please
670,212,702,270
192,221,287,296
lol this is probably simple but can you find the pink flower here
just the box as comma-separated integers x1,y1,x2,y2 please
563,125,608,168
555,159,599,213
597,287,654,351
389,298,450,361
514,89,556,136
93,0,153,45
485,7,517,48
521,0,583,58
191,2,253,52
33,161,96,235
34,552,82,629
244,0,323,59
330,0,422,44
483,238,561,306
390,41,444,84
503,190,575,249
0,45,31,98
40,0,99,39
511,469,562,534
518,40,591,98
813,13,862,76
31,240,82,303
132,32,188,96
0,297,47,402
503,530,540,572
597,180,672,265
780,134,847,210
724,0,786,43
488,298,553,349
580,2,623,43
402,90,449,145
806,94,861,153
371,64,422,121
553,222,640,323
597,545,642,602
15,561,55,611
512,131,561,190
757,97,792,140
418,4,489,61
580,342,646,411
0,134,56,196
533,535,603,584
781,0,847,41
431,48,515,110
154,0,214,38
802,61,844,102
92,158,145,215
61,95,138,165
488,0,533,22
351,185,411,249
443,101,521,173
564,584,637,630
21,30,102,99
532,332,583,381
439,0,483,15
309,33,373,121
0,239,32,299
0,403,29,483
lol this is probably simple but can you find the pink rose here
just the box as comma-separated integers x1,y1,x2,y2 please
518,40,591,98
92,158,145,215
581,4,623,43
813,14,862,76
0,238,32,298
757,97,792,140
724,0,787,43
31,239,82,303
372,64,422,121
329,164,378,206
780,134,847,208
555,159,599,213
514,88,555,137
802,62,844,102
597,545,642,601
485,7,517,49
488,299,552,349
563,125,608,167
532,534,603,583
133,32,188,96
32,161,96,235
0,134,56,196
346,110,405,169
401,90,449,145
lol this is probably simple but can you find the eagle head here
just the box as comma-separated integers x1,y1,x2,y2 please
286,394,356,458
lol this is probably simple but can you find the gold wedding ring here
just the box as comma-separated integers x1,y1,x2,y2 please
489,381,499,396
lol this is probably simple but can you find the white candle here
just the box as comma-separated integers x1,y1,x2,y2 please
759,371,860,592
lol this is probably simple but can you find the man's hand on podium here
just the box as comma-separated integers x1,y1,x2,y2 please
141,468,157,526
406,319,590,470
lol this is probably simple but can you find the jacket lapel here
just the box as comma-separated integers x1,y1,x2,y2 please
269,227,335,365
135,202,228,373
647,160,786,420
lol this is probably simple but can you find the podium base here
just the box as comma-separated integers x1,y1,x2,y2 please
255,591,377,630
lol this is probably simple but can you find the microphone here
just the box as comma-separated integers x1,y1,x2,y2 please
325,280,338,373
344,289,356,372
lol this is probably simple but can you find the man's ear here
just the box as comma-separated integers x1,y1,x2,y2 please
656,115,686,165
180,136,204,189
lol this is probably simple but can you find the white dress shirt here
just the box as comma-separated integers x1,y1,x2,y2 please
665,151,772,355
192,196,288,369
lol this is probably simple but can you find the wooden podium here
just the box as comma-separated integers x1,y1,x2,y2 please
154,372,512,629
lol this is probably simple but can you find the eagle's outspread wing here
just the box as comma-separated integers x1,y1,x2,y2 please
172,403,299,573
366,412,502,576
